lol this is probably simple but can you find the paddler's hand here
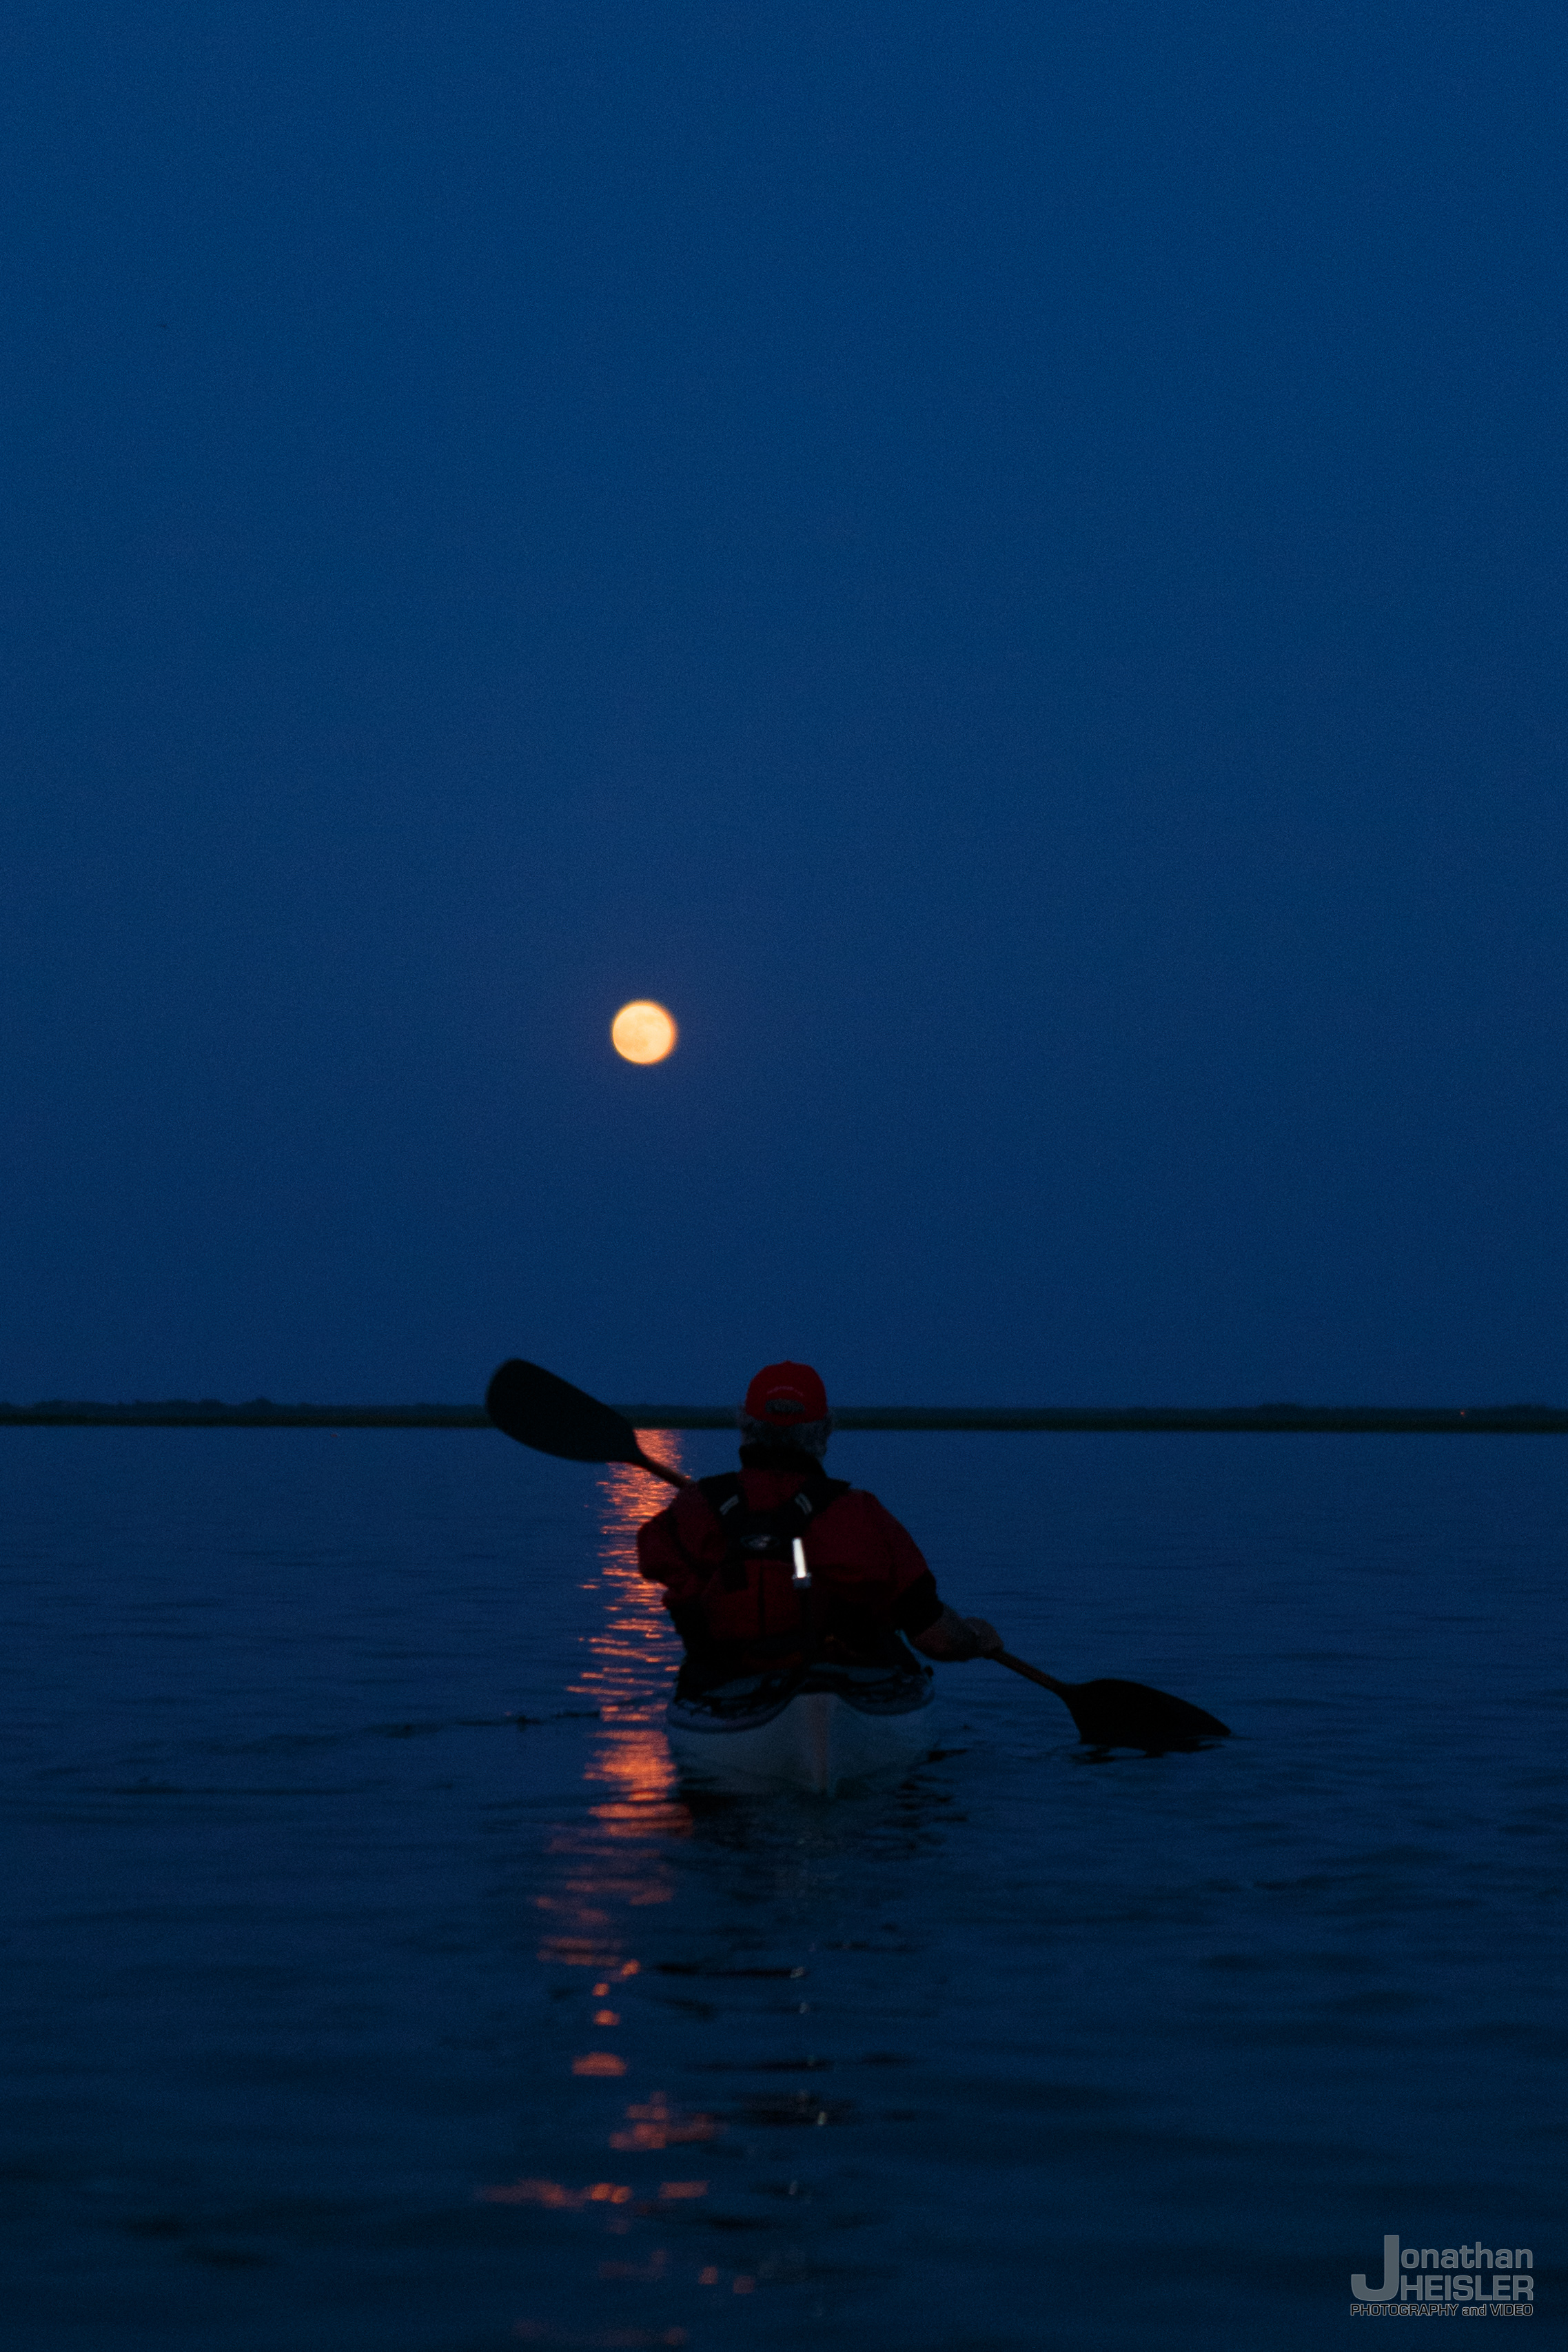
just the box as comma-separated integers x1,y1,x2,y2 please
912,1608,1004,1662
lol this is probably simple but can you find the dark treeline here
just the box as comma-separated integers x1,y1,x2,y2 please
2,1403,1566,1434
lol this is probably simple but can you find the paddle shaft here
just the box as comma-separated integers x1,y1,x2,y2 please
992,1647,1070,1699
635,1448,691,1489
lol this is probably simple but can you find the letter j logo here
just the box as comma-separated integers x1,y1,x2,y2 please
1352,2238,1401,2301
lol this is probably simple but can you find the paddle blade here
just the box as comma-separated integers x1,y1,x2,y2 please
1056,1677,1230,1751
485,1359,644,1467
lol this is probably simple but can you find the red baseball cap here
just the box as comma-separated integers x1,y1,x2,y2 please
744,1361,829,1424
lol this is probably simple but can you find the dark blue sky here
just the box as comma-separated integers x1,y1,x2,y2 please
3,1,1565,1406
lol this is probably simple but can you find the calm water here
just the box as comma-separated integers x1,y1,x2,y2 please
2,1429,1562,2349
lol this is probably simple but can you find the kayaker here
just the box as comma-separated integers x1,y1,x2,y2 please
637,1361,1002,1690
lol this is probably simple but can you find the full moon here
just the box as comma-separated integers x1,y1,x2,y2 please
611,1000,678,1064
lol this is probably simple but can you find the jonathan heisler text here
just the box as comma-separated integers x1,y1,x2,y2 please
1352,2237,1535,2313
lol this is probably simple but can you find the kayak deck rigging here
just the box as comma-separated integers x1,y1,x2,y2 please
666,1659,937,1796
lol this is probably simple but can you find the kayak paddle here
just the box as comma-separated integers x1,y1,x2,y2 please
485,1357,690,1488
994,1648,1230,1750
485,1357,1232,1747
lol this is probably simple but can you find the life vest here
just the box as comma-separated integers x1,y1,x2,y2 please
695,1467,852,1590
640,1464,944,1691
670,1468,859,1672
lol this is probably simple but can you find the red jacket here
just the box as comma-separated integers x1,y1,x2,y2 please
637,1457,944,1676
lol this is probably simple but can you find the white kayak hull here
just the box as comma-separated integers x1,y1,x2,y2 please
667,1667,937,1796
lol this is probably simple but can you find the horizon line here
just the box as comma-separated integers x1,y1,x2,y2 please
1,1401,1566,1434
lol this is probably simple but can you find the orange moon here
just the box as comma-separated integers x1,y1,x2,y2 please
611,1000,678,1064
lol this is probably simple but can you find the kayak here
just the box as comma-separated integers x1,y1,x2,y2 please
666,1659,937,1796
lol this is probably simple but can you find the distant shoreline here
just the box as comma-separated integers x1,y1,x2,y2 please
2,1401,1566,1433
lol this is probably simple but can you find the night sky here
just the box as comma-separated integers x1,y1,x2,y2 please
3,2,1565,1408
